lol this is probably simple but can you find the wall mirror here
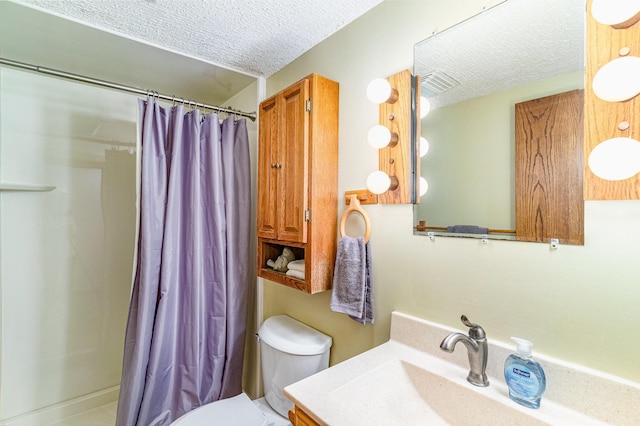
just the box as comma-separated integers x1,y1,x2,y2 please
413,0,585,241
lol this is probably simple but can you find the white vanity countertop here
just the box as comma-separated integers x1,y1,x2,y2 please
284,312,640,426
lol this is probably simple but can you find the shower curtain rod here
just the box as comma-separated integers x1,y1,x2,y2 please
0,57,257,122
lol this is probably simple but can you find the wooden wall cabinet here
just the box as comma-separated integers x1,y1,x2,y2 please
257,73,339,294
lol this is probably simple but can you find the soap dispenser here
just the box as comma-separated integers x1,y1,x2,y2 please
504,337,546,409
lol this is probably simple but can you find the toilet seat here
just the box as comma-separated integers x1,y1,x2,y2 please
171,393,270,426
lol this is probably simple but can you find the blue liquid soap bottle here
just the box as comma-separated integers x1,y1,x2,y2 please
504,337,546,409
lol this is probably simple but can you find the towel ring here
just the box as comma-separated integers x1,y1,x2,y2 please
340,194,372,243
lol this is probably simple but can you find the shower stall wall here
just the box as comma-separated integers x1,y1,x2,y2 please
0,68,136,423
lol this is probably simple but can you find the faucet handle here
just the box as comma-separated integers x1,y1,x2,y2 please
461,315,486,340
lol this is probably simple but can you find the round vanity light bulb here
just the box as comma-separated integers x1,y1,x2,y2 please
366,171,391,194
419,137,430,157
592,56,640,102
588,137,640,180
368,125,392,149
366,78,393,104
591,0,640,27
419,176,429,196
420,96,431,118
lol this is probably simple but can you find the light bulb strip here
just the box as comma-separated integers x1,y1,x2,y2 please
585,0,640,200
376,70,417,204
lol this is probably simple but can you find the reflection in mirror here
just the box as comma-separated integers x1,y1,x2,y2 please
413,0,585,240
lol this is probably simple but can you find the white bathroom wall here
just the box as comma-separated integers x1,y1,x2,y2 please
0,68,137,421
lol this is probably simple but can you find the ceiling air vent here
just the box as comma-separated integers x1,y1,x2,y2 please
421,71,460,97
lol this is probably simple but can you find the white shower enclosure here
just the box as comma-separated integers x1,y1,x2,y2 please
0,68,137,423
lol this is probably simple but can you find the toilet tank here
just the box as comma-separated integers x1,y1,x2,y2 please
258,315,332,418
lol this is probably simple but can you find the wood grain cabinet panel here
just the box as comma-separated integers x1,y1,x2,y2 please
289,406,322,426
278,81,310,243
515,89,584,245
256,73,339,294
257,96,280,240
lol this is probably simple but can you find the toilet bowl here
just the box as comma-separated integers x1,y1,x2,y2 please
171,315,332,425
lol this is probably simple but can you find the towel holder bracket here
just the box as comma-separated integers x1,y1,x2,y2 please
345,189,378,205
340,192,372,243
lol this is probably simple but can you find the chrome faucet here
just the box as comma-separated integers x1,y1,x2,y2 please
440,315,489,387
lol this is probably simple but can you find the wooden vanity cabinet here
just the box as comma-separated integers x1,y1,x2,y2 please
256,73,339,294
289,406,321,426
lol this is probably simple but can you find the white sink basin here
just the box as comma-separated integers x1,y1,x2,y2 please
330,358,545,425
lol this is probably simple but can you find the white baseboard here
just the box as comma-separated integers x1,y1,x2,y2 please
2,386,119,426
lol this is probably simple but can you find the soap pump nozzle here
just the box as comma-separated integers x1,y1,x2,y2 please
511,336,533,358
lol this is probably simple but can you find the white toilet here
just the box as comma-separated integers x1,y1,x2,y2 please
171,315,332,425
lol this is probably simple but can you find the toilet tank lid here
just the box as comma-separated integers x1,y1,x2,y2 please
258,315,332,355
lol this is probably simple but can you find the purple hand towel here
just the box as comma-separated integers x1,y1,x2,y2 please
330,236,374,324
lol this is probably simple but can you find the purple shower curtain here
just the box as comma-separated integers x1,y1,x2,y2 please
116,99,250,426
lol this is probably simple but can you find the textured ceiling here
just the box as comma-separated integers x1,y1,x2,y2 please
414,0,585,110
12,0,383,78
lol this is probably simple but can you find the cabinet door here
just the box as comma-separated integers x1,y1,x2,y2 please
277,79,310,243
515,89,584,245
257,95,279,239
